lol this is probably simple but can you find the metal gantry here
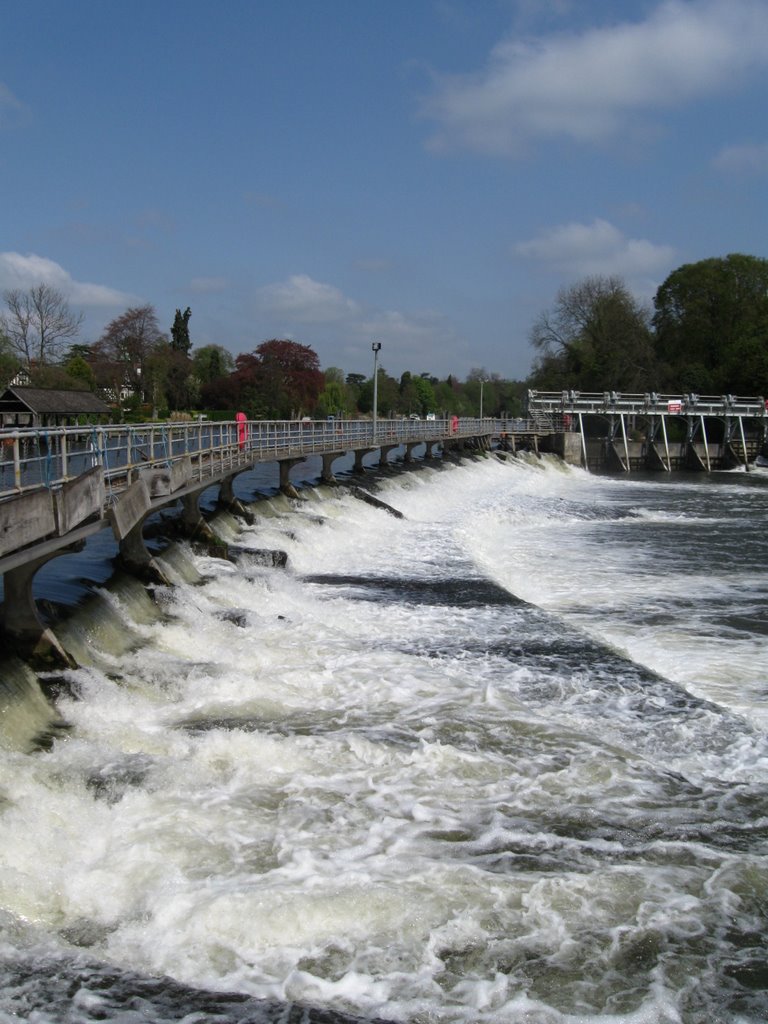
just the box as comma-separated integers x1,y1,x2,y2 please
528,390,768,472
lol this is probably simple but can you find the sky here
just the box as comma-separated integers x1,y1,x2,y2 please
1,0,767,383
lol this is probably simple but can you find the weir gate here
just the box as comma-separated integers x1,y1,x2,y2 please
527,391,768,473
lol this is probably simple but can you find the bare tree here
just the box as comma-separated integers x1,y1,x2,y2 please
1,284,84,370
92,305,166,403
529,276,656,391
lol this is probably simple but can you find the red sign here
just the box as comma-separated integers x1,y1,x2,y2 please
667,401,682,413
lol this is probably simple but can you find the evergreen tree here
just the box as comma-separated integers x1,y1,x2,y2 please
170,307,192,355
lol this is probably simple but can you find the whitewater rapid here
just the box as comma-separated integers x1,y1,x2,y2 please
1,452,767,1023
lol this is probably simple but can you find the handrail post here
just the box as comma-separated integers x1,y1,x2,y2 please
61,431,68,481
13,436,21,491
126,425,134,482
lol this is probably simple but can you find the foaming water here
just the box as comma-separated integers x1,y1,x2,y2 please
466,462,768,730
1,454,767,1023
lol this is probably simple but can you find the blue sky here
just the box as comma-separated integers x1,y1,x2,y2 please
2,0,767,382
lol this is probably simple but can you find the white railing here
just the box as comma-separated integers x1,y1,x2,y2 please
0,416,519,502
528,390,767,417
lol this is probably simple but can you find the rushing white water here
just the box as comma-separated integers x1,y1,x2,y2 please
1,453,767,1023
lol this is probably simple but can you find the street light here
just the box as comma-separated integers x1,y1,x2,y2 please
371,342,382,440
480,378,486,419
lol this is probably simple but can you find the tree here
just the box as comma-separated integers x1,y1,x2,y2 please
398,371,420,414
191,344,235,410
64,354,96,391
653,254,768,394
93,305,166,403
192,344,234,385
529,276,656,392
222,340,323,418
0,329,21,390
1,284,83,370
171,307,192,355
164,346,194,412
411,374,436,415
358,365,399,417
66,342,94,361
166,307,193,411
254,339,324,417
433,377,460,416
317,368,350,418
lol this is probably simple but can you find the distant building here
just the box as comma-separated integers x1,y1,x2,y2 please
0,386,111,428
8,367,32,388
90,361,139,404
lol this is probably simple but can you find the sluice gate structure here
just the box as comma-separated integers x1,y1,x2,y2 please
528,391,768,473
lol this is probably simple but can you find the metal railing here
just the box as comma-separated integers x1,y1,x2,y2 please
0,416,519,503
528,390,767,418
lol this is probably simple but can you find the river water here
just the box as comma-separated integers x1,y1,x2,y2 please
1,452,767,1023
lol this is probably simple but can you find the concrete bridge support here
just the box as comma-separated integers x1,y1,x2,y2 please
403,442,419,464
218,474,254,522
278,457,305,498
109,478,169,584
1,546,83,666
378,444,399,467
353,448,375,474
117,517,170,585
321,451,343,484
180,488,216,542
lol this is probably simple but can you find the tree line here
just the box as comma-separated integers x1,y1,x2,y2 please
0,290,526,420
528,253,768,396
1,252,766,422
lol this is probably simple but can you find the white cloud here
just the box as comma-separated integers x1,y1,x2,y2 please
357,308,451,348
422,0,768,154
257,274,360,323
515,219,675,281
255,273,467,369
0,251,136,307
712,141,768,174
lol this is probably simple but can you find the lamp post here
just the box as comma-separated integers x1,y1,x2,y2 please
371,342,382,440
480,378,486,420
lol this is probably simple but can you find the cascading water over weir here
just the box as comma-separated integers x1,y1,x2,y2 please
0,439,767,1022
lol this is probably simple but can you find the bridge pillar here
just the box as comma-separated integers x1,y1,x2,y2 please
118,518,170,585
1,546,83,666
424,441,437,459
442,439,464,460
379,444,398,467
278,457,305,498
321,451,343,484
218,474,254,523
179,488,216,542
353,448,375,474
403,442,418,463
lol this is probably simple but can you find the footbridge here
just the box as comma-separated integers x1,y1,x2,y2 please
528,391,768,472
0,415,509,660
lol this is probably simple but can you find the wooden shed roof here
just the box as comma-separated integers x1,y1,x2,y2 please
0,386,110,415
